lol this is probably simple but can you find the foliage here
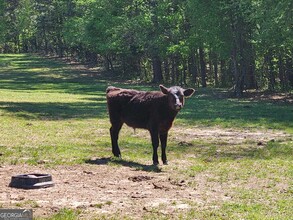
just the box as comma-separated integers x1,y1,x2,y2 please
0,0,292,93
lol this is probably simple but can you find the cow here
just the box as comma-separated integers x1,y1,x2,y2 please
106,85,195,165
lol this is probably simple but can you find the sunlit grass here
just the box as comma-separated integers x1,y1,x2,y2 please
0,54,292,219
35,208,80,220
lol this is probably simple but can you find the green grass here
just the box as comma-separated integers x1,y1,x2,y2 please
0,54,110,165
179,89,293,132
0,54,292,219
36,208,81,220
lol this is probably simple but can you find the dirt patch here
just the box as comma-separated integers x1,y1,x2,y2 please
171,126,291,145
0,163,219,219
209,89,293,104
244,91,293,104
128,176,153,182
129,125,291,147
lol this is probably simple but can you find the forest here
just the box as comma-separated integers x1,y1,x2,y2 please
0,0,292,96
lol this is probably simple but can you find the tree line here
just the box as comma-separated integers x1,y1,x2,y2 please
0,0,292,96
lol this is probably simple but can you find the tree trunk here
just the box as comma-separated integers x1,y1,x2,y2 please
171,56,175,84
42,22,48,55
286,54,293,87
267,51,275,91
152,55,163,83
245,58,257,89
107,55,114,73
182,60,187,86
278,54,287,91
243,41,257,89
208,52,213,84
173,55,180,84
163,59,170,83
213,54,219,87
57,34,64,58
199,47,207,87
220,60,227,87
104,56,110,71
232,46,243,97
85,51,97,65
188,51,198,86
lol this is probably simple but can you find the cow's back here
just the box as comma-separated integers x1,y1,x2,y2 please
106,87,139,105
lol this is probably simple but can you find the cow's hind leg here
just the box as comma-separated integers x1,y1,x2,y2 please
110,122,123,158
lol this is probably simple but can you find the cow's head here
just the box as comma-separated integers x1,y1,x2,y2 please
159,85,195,111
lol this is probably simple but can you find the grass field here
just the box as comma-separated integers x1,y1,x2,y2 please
0,54,292,219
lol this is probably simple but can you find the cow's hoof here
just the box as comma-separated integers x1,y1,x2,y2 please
153,162,159,166
163,161,168,165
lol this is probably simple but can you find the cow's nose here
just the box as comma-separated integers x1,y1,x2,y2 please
175,104,182,110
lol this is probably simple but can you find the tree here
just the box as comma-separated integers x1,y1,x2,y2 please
0,0,292,93
0,0,6,45
15,0,36,52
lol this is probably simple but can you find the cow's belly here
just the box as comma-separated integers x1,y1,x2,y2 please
122,114,149,129
121,104,151,129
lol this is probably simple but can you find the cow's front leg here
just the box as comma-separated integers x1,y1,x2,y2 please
150,129,159,165
160,132,168,165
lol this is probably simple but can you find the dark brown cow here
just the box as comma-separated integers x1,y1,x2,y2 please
106,85,195,165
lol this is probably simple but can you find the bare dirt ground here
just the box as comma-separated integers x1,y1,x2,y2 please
1,127,291,219
171,126,290,145
1,162,213,219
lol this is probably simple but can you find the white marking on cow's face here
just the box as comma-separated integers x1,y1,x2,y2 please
168,88,185,111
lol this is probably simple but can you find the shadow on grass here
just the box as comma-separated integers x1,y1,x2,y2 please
224,141,293,160
178,90,293,131
0,101,107,120
0,54,106,95
174,139,292,162
85,157,162,173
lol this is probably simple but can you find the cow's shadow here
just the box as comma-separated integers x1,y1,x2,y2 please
84,157,162,173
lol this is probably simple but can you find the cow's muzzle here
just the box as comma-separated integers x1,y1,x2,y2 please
175,104,182,111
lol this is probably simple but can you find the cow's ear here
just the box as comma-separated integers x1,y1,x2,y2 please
159,85,169,94
183,88,195,97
